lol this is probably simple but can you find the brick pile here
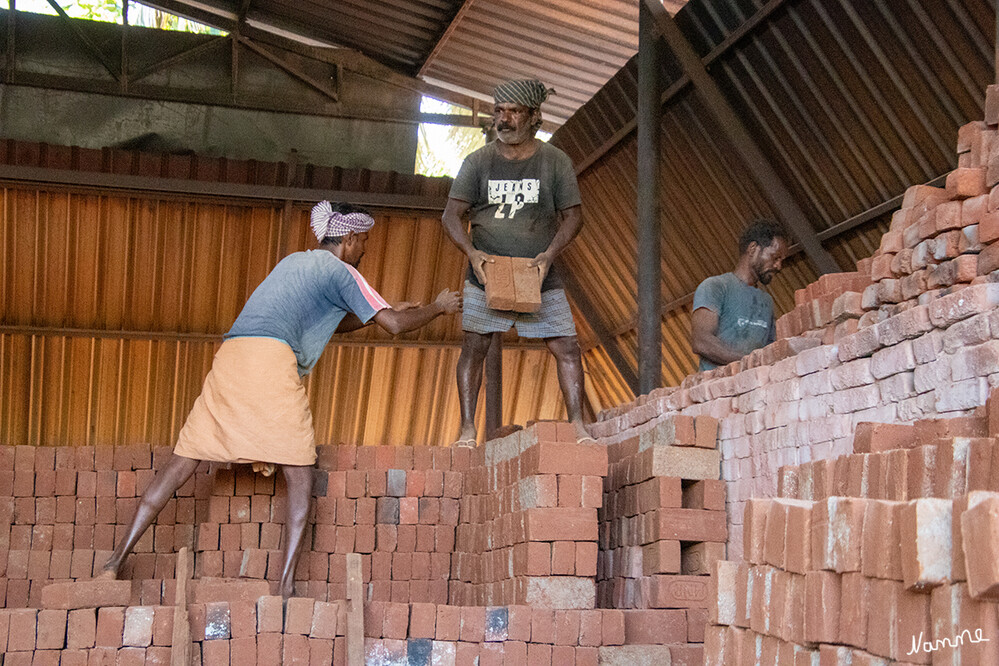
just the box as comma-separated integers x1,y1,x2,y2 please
0,595,709,664
309,444,465,605
450,422,606,609
776,269,873,343
598,414,726,624
1,416,719,663
704,389,999,663
0,443,193,610
590,279,999,556
586,88,999,562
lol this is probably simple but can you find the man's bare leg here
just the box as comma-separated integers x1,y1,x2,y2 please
545,335,592,441
278,464,314,599
99,454,201,579
454,331,494,445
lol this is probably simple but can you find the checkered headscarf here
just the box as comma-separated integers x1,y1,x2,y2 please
310,201,375,242
493,79,553,109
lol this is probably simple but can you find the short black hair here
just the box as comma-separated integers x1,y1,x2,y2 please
738,219,790,255
320,202,372,246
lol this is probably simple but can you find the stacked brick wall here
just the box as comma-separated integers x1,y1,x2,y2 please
0,443,467,610
590,87,999,562
0,594,712,664
598,414,725,620
0,417,716,663
591,280,999,558
450,422,606,609
703,391,999,664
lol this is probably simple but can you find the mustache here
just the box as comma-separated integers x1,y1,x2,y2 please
496,124,514,131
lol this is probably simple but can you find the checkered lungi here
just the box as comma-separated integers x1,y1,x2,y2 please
461,280,576,338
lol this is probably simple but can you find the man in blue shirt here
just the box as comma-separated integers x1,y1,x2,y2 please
100,201,460,598
691,219,789,372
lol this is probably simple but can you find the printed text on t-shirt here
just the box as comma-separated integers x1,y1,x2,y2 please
488,179,540,218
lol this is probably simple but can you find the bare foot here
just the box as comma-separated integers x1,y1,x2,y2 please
96,563,119,580
571,420,595,444
278,577,295,600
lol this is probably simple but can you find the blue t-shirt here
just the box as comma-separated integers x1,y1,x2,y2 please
692,272,776,372
226,250,389,375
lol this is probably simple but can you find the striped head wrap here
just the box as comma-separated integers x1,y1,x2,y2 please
310,201,375,242
493,79,553,109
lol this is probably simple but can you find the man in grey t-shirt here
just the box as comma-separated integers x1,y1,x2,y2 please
442,78,592,446
691,219,789,372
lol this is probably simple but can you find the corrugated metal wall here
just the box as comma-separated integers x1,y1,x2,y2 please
553,0,993,398
0,178,574,448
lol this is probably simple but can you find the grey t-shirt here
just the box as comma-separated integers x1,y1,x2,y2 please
225,250,389,375
692,272,776,372
449,140,582,291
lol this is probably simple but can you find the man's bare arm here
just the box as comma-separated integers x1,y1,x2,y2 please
441,198,492,284
372,289,461,335
529,205,583,282
690,307,744,367
335,313,367,333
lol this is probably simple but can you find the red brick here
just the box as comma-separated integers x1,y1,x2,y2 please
961,494,999,599
622,609,686,644
531,608,555,644
435,604,460,641
35,608,67,650
66,608,96,649
382,602,408,639
804,571,841,644
283,633,311,665
257,632,284,662
95,606,124,647
256,595,283,634
646,575,712,610
899,498,952,592
40,579,132,610
459,605,485,642
285,597,315,635
524,508,598,542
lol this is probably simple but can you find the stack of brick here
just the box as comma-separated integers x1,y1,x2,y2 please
308,444,465,605
0,442,196,610
450,422,607,609
0,598,710,664
598,414,725,623
588,280,999,557
704,390,999,664
0,602,176,665
776,269,873,343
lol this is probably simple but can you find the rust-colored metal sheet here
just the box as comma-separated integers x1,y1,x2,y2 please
551,0,993,397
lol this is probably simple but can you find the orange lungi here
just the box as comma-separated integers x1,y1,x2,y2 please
174,337,316,467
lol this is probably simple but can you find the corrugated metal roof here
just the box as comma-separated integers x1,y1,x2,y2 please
551,0,994,394
133,0,684,128
0,143,592,447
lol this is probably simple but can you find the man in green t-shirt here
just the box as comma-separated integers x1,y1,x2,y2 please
691,219,789,371
442,78,592,446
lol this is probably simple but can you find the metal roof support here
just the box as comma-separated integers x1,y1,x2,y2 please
642,0,839,276
44,0,120,82
637,0,662,394
645,2,840,275
4,1,15,84
417,0,476,79
485,332,502,437
559,264,639,396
